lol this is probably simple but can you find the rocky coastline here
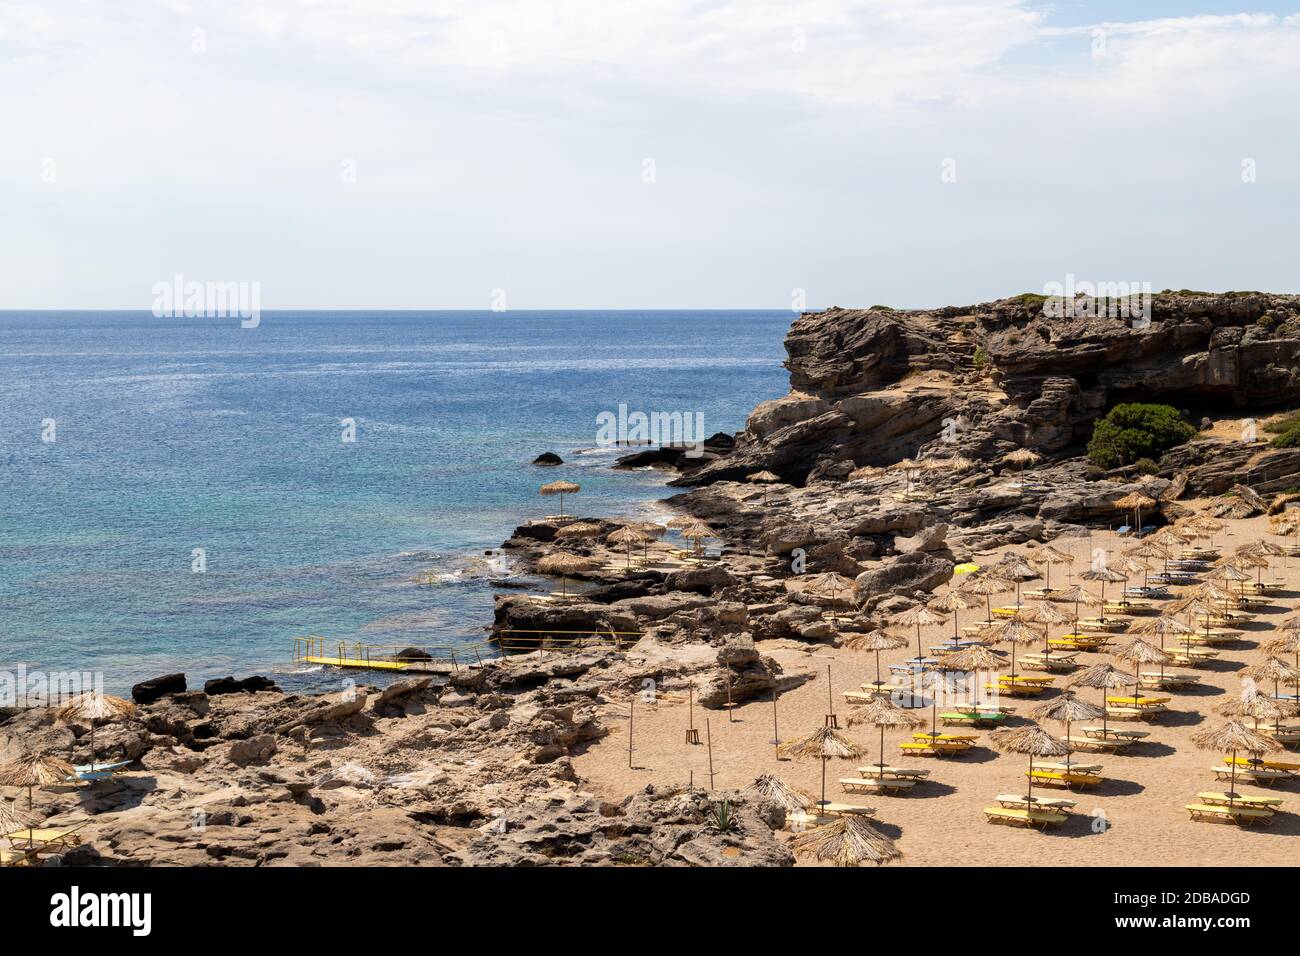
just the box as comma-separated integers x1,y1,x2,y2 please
8,290,1300,866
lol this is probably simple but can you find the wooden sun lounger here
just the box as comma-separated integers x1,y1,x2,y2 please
1186,803,1273,825
1079,618,1127,633
1028,769,1103,789
1224,756,1300,774
999,675,1054,686
995,793,1077,810
1139,671,1199,689
844,690,892,704
855,765,930,779
941,711,1007,728
1065,735,1127,752
816,802,877,817
1082,726,1149,740
913,732,978,743
984,806,1068,828
1195,792,1283,809
1212,766,1291,786
900,740,971,757
1020,654,1078,673
986,682,1046,698
840,776,915,794
3,822,87,850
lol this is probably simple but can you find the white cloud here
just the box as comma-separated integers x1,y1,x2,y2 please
1,2,1298,308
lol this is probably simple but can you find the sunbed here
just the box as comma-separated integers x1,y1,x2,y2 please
912,731,978,743
1139,671,1199,689
1212,765,1291,786
1065,735,1127,752
815,802,877,818
1224,756,1300,774
1020,653,1078,673
941,711,1007,728
899,739,971,757
1195,792,1283,809
1028,768,1103,789
1185,803,1273,825
983,806,1068,828
3,822,86,850
855,765,930,779
1078,618,1127,633
0,847,35,867
840,776,914,794
995,793,1076,810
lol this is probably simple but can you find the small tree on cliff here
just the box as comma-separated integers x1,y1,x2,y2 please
1087,403,1196,468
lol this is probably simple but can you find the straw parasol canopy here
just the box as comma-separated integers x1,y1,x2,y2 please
929,588,978,641
842,629,908,688
790,814,903,867
1262,629,1300,673
1242,656,1300,699
803,571,858,608
0,752,75,808
778,725,868,809
1191,720,1281,809
990,723,1071,805
57,692,136,773
846,695,924,774
665,515,698,530
1028,545,1073,590
1031,692,1105,768
538,480,580,517
607,525,650,568
1114,491,1157,534
1218,684,1293,735
746,470,781,506
676,521,716,556
1019,599,1071,657
1079,565,1126,606
1002,448,1041,470
535,552,594,596
937,644,1005,711
888,604,948,661
555,521,604,540
1111,636,1174,685
978,614,1043,677
958,573,1014,622
1070,662,1137,736
743,773,812,815
0,798,33,838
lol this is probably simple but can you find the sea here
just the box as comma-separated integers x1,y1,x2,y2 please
0,310,790,695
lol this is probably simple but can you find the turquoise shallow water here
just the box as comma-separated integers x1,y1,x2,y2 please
0,311,789,694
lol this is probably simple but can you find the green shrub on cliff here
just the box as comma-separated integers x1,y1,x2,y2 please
1272,425,1300,448
1086,403,1196,468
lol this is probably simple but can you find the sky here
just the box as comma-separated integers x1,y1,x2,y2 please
2,1,1298,311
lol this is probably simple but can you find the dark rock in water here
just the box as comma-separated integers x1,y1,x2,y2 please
395,647,434,662
204,675,278,696
132,673,186,704
533,452,564,466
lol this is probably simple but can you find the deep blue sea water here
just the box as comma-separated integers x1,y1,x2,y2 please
0,311,789,694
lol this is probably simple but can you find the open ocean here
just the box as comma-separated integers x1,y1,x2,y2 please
0,311,789,695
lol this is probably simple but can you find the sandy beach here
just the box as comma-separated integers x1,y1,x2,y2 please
572,512,1300,866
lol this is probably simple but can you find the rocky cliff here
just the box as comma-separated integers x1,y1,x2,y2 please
675,291,1300,488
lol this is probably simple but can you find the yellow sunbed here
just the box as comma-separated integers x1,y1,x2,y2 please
1185,803,1273,825
983,806,1068,828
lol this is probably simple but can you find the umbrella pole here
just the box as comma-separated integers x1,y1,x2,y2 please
879,725,886,774
1064,718,1072,769
820,757,828,809
1027,755,1034,804
1229,748,1238,807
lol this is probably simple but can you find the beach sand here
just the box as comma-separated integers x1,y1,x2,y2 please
572,511,1300,866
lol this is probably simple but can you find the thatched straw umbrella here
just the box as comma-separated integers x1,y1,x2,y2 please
743,773,812,816
1070,662,1137,737
676,520,715,557
790,814,903,867
1219,684,1293,737
846,696,924,775
991,557,1039,607
978,614,1044,678
538,480,580,518
929,589,978,642
58,693,135,772
1115,491,1157,536
1111,636,1174,688
1079,565,1127,610
746,470,780,506
889,604,947,661
778,725,867,810
1192,720,1281,809
1129,614,1194,663
1002,448,1041,472
1052,584,1103,635
607,526,649,569
937,643,1005,712
1020,599,1071,657
536,552,594,597
1125,538,1173,580
665,515,697,530
1262,629,1300,676
1029,545,1073,590
1170,597,1220,654
0,752,75,808
555,521,603,541
958,573,1013,624
990,724,1071,806
842,629,907,688
632,521,667,561
1031,692,1104,768
804,571,858,609
1243,656,1300,702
